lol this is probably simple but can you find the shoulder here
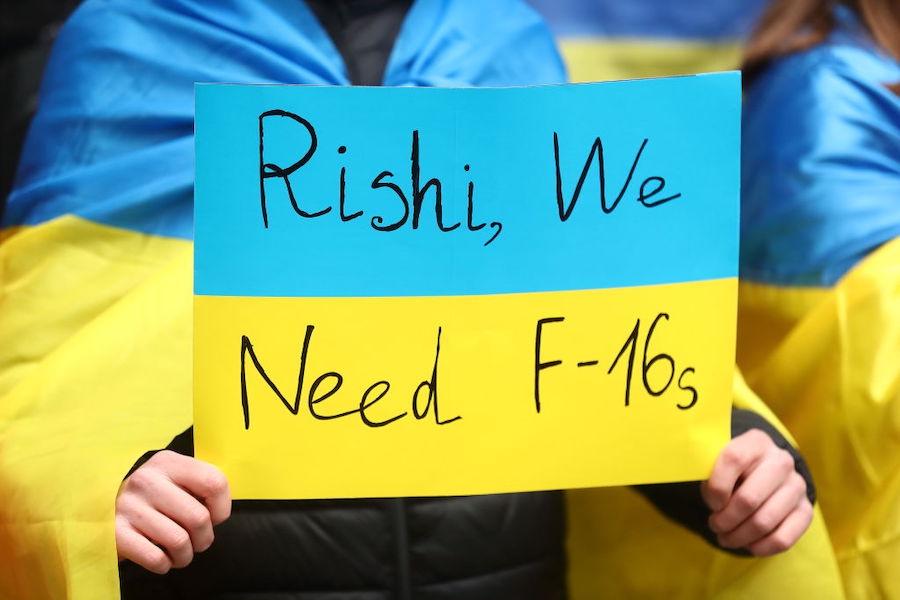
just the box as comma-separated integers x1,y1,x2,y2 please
744,42,900,167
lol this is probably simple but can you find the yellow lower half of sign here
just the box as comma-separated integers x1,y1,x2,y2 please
194,278,737,499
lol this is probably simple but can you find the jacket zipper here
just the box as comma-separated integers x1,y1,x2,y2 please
390,498,412,600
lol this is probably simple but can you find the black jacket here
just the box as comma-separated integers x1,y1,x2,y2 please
119,409,814,600
121,489,568,600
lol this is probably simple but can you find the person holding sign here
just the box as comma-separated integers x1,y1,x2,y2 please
126,2,815,598
0,0,818,598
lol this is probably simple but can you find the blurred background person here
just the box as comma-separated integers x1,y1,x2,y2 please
737,1,900,598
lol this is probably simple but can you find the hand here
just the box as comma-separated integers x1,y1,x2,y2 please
116,450,232,574
701,429,813,556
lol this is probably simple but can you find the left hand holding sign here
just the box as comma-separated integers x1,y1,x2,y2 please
702,429,813,556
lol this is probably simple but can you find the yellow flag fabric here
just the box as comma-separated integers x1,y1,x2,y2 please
559,39,743,84
0,217,192,599
737,238,900,599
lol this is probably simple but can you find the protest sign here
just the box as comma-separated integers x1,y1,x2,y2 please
194,73,740,499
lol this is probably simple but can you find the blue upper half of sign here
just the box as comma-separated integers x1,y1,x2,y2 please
195,74,740,297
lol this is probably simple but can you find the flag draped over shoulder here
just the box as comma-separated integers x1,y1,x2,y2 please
0,1,563,598
0,0,845,598
737,8,900,598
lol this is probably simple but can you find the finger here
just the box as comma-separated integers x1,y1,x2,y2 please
709,446,795,533
748,499,814,556
717,472,807,549
153,452,232,524
147,479,215,553
134,510,195,569
702,429,771,512
120,495,195,568
116,516,173,575
126,466,215,553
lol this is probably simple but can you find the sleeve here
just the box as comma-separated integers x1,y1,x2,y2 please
124,427,195,480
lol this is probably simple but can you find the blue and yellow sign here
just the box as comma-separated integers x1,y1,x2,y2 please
194,73,741,499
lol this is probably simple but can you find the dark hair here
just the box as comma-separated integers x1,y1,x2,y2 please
743,0,900,88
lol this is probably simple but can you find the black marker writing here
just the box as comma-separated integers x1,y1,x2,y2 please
257,110,503,246
552,133,680,221
240,325,460,429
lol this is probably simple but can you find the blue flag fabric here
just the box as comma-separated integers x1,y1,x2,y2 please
3,0,566,240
